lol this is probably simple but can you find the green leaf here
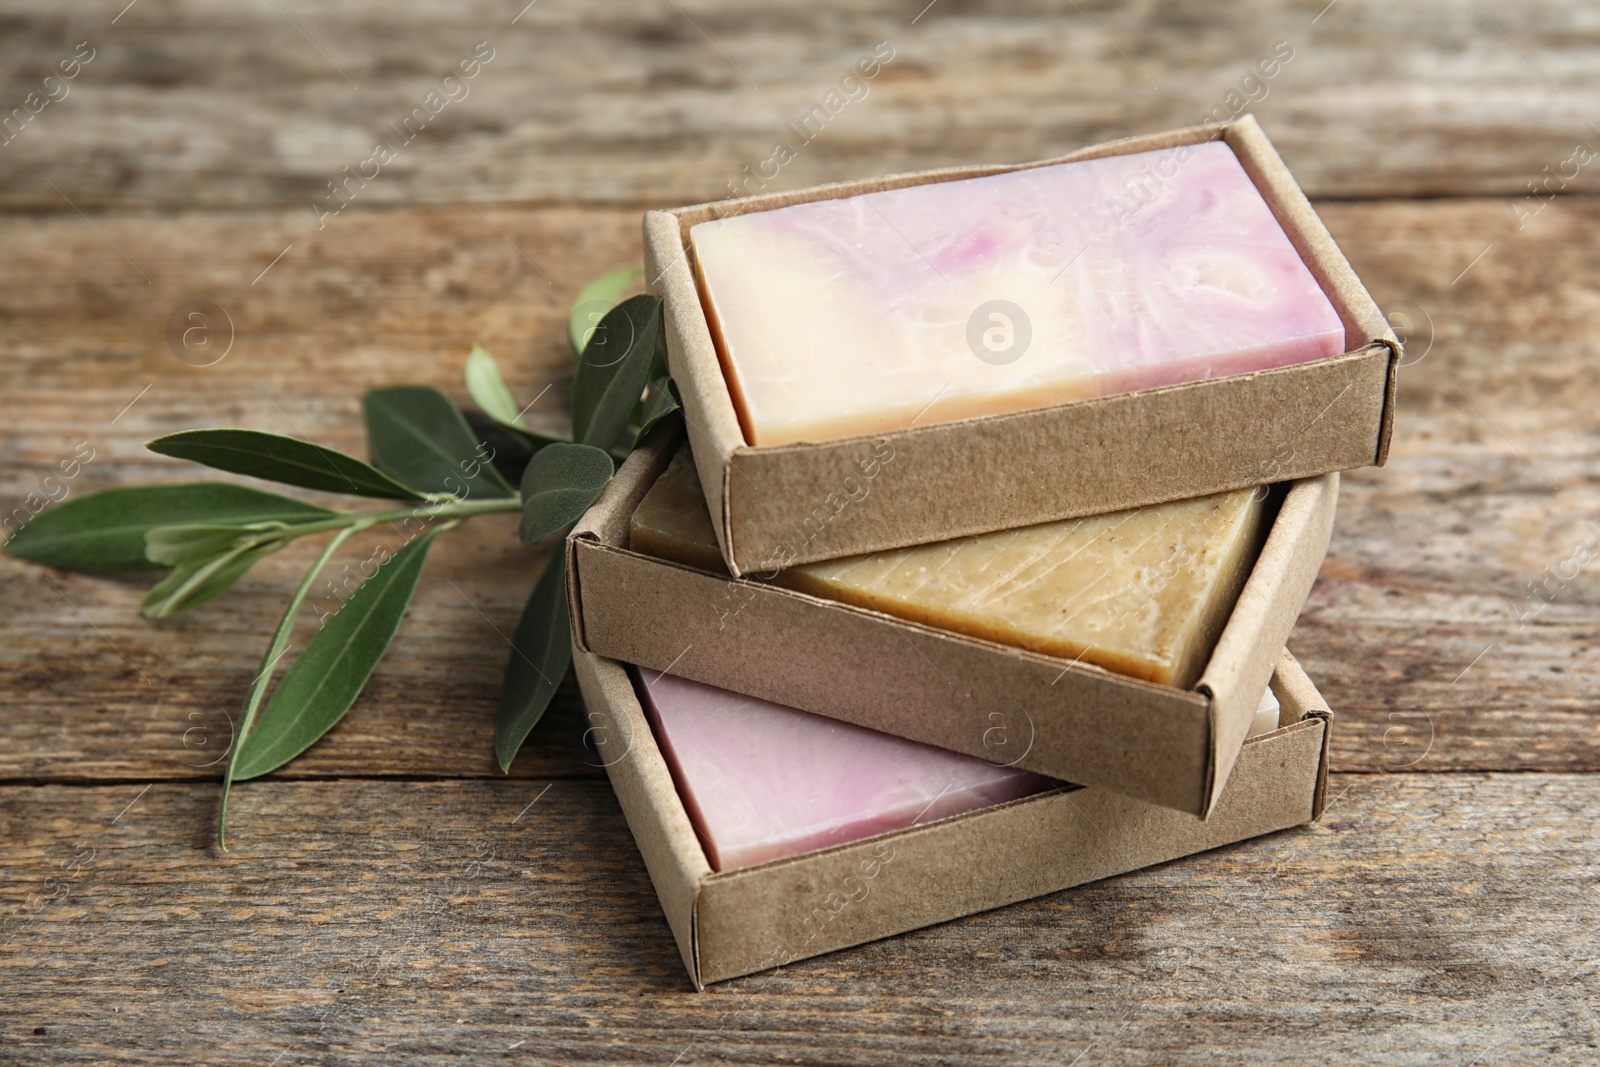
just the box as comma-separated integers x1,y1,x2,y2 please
463,347,565,453
141,542,278,619
219,526,358,849
464,345,524,426
144,522,293,567
496,551,572,772
147,429,425,501
231,528,443,781
633,377,682,449
463,410,543,485
3,483,335,573
571,294,662,451
364,386,516,499
568,266,643,356
518,443,613,545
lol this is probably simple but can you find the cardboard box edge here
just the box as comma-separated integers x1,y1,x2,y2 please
567,422,685,653
1222,114,1401,469
666,122,1230,228
724,348,1381,572
643,208,747,575
1197,471,1340,816
572,645,713,989
1272,647,1335,819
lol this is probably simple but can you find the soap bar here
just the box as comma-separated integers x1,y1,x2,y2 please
628,450,731,576
637,667,1053,871
691,141,1345,446
1248,687,1281,738
630,446,1266,688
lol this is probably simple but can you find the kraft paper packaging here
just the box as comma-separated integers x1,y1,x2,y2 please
573,645,1334,989
643,114,1396,577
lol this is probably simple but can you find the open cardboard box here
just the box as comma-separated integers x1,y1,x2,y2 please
643,113,1397,578
568,429,1337,817
573,644,1333,990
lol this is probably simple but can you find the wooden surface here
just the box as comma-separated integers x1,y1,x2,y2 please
1,1,1596,1062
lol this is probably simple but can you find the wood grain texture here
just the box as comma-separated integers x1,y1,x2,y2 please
2,773,1595,1065
3,1,1598,1057
1,0,1598,212
4,199,1599,781
1303,198,1600,774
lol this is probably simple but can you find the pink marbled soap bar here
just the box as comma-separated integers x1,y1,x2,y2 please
637,669,1053,872
691,141,1347,446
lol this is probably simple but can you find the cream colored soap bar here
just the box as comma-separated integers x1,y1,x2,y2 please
1249,686,1281,738
690,141,1345,446
630,446,1266,689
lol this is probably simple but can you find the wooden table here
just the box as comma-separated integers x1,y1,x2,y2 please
3,2,1596,1062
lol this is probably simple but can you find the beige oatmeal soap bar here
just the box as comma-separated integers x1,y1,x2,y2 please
630,446,1266,688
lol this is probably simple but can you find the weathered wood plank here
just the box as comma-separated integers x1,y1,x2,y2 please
2,773,1595,1064
1305,197,1600,774
2,198,1598,781
2,0,1593,1054
1,0,1598,211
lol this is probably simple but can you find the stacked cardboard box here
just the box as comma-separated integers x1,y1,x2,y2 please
569,115,1397,988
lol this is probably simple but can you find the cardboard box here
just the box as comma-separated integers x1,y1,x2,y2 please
568,430,1337,817
644,113,1396,578
573,644,1333,989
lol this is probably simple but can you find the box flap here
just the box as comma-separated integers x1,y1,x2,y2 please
567,422,684,653
719,353,1377,573
1196,473,1338,816
1268,647,1334,818
1224,115,1396,357
1225,114,1401,468
644,209,744,569
571,648,713,988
